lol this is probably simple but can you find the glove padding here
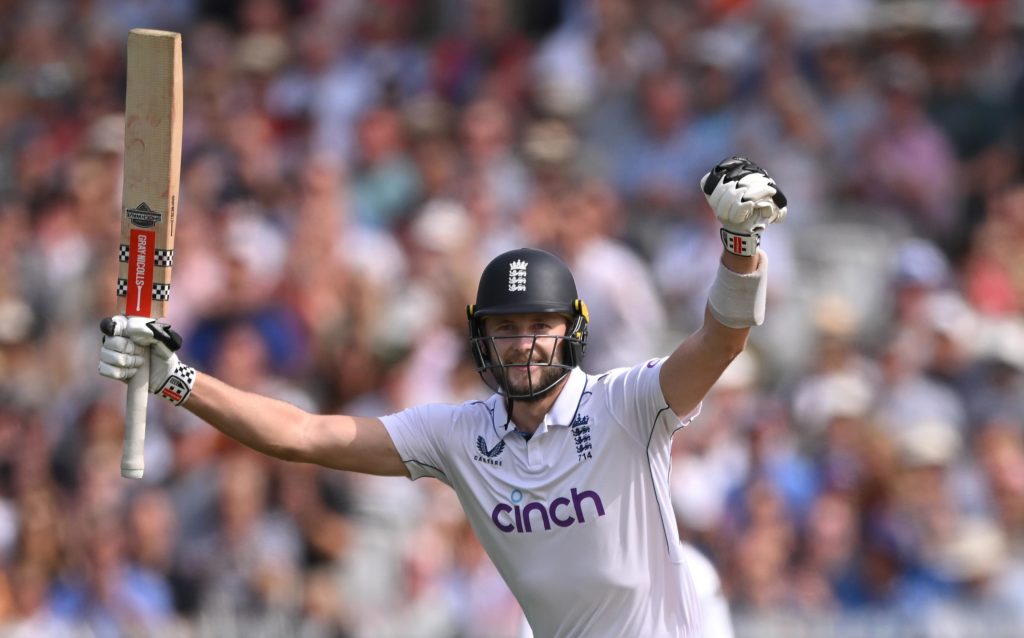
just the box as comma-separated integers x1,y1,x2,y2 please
98,316,195,405
701,157,787,256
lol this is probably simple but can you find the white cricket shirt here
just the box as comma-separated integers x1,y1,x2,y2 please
381,359,703,637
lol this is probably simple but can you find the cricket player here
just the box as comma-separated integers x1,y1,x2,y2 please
99,157,786,637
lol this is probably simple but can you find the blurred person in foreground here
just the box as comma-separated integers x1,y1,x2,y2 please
97,157,787,637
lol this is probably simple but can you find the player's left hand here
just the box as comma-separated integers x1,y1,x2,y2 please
700,157,787,256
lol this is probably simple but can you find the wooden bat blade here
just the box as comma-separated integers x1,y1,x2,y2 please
117,29,183,479
118,28,182,320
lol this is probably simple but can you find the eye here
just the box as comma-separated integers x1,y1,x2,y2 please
532,322,552,332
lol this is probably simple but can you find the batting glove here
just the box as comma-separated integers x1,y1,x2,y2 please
700,157,788,256
98,316,196,406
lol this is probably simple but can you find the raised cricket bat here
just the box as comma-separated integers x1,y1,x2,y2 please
115,29,183,478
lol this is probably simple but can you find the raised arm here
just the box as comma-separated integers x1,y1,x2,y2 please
659,158,787,416
187,373,408,475
99,317,409,477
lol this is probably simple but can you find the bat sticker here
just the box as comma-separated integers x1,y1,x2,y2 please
125,202,162,228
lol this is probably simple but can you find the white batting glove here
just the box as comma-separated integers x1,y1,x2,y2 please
98,316,196,406
700,157,788,256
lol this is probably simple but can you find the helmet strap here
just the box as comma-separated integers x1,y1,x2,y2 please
503,394,514,430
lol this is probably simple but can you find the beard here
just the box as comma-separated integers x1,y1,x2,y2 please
493,349,569,401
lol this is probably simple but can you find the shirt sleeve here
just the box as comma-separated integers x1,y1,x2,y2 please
380,403,458,484
603,357,701,445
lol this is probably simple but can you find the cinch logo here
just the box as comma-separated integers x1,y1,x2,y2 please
491,488,605,533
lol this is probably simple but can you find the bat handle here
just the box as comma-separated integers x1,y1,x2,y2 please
122,346,149,478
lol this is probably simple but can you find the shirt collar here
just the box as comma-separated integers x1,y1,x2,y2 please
544,366,588,428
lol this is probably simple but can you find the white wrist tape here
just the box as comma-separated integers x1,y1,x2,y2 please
708,250,768,328
155,361,196,406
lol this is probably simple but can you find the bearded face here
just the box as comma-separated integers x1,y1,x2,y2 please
481,313,572,401
491,339,566,401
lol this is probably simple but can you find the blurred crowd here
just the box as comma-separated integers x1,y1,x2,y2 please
2,0,1024,636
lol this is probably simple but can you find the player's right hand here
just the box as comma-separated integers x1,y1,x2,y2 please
99,316,196,405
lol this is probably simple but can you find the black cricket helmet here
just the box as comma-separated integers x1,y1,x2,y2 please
467,248,589,399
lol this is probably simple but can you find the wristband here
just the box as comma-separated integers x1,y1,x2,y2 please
707,250,768,328
720,227,760,257
155,361,196,405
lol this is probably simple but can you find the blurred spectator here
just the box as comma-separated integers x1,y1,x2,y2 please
965,185,1024,315
432,0,533,106
553,180,668,372
459,97,529,222
358,0,431,101
3,558,73,636
964,0,1024,104
265,15,379,165
351,105,422,227
927,516,1024,635
177,452,303,616
49,511,174,635
672,351,758,538
446,519,523,637
737,404,819,527
973,420,1024,535
874,330,967,436
926,39,1006,163
614,68,729,250
800,491,860,602
855,54,960,241
533,0,662,125
812,37,882,201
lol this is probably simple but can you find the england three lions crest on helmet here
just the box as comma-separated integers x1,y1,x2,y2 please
508,259,528,292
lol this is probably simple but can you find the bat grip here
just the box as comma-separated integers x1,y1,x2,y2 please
122,346,149,478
